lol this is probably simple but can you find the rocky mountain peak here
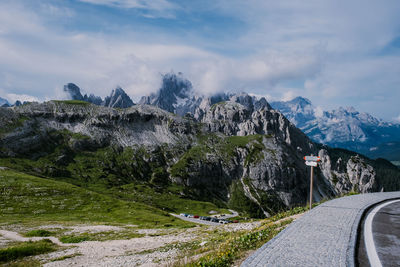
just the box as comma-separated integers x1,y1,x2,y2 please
0,97,10,107
289,96,312,106
104,86,135,108
62,83,134,108
64,83,84,101
139,72,201,116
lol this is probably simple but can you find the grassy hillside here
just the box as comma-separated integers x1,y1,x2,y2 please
0,168,197,228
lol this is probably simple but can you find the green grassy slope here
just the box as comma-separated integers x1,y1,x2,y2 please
0,169,194,228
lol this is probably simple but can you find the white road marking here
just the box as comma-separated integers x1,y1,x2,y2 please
364,199,400,267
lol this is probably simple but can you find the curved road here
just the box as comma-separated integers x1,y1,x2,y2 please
241,192,400,267
171,209,239,226
358,199,400,267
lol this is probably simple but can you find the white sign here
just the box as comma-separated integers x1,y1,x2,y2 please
304,156,320,162
305,161,318,167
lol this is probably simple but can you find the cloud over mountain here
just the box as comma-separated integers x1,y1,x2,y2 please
0,0,399,120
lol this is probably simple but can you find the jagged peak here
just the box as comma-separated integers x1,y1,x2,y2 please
104,86,134,108
0,97,10,106
63,83,83,101
288,96,312,106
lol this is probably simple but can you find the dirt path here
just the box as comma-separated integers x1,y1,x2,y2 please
0,213,304,266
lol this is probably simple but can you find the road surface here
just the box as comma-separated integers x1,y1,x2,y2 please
358,199,400,267
171,209,239,226
241,192,400,267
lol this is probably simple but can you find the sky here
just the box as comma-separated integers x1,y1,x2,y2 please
0,0,400,121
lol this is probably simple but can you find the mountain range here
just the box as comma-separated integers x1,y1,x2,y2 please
270,97,400,162
3,72,400,164
1,72,400,218
63,83,134,108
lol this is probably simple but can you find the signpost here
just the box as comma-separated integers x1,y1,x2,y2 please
304,155,320,210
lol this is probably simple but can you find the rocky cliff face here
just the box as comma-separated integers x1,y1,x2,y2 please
0,97,387,217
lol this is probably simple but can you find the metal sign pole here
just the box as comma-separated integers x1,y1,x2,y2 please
304,154,319,210
309,165,314,210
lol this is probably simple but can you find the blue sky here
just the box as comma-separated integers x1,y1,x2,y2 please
0,0,400,121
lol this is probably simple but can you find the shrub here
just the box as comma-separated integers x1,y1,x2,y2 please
0,240,56,263
24,229,53,237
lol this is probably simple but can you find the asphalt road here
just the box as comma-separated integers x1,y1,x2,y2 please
358,199,400,267
171,209,239,226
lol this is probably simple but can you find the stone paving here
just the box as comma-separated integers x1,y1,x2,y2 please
241,192,400,267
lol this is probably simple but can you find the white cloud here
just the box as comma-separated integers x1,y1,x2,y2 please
78,0,177,18
281,91,297,102
314,106,324,118
0,0,400,120
6,93,40,103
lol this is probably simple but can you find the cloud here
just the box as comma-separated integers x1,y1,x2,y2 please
6,93,40,103
0,0,400,120
78,0,177,18
394,115,400,123
314,106,324,118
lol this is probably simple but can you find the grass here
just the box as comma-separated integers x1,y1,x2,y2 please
0,169,194,228
0,240,56,263
59,235,90,243
170,134,270,178
53,100,90,105
0,115,28,136
108,183,230,216
24,230,53,237
0,144,231,219
182,219,293,267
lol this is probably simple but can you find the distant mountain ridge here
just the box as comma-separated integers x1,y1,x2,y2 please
270,97,400,161
63,83,134,108
0,97,29,108
7,72,400,162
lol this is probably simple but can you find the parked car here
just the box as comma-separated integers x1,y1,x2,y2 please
179,213,186,217
204,217,212,221
211,218,219,223
219,220,228,224
194,215,199,218
188,214,194,218
200,216,207,220
233,220,239,223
